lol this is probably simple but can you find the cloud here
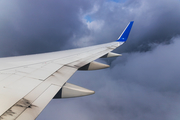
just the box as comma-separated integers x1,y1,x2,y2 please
112,36,180,92
0,0,95,56
1,0,180,120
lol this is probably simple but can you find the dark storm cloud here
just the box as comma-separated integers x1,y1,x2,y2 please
112,38,180,93
78,0,180,52
1,0,180,55
0,0,94,56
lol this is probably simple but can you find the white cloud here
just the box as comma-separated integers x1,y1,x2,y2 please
73,36,94,47
87,20,104,31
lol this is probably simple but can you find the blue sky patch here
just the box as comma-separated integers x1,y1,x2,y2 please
107,0,126,3
84,15,93,23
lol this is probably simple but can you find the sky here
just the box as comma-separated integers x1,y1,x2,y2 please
1,0,180,120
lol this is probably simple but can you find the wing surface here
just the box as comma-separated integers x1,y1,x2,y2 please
0,21,133,120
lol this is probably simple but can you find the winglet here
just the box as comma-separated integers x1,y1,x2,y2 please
116,21,134,42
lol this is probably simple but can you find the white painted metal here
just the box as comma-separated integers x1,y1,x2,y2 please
107,52,122,57
0,77,42,117
16,85,60,120
88,61,109,70
24,66,77,102
0,42,120,71
26,63,63,80
78,61,110,70
61,83,95,98
0,66,77,120
0,41,123,120
16,66,77,120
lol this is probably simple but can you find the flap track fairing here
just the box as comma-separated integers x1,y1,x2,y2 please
54,83,95,99
101,52,122,58
78,61,109,70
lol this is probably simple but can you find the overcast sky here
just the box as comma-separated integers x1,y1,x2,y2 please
1,0,180,120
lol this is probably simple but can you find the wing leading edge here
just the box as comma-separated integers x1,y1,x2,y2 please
0,21,134,120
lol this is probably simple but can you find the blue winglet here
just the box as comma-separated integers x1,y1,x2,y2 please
117,21,134,42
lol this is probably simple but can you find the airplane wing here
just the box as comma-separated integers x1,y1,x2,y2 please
0,21,134,120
